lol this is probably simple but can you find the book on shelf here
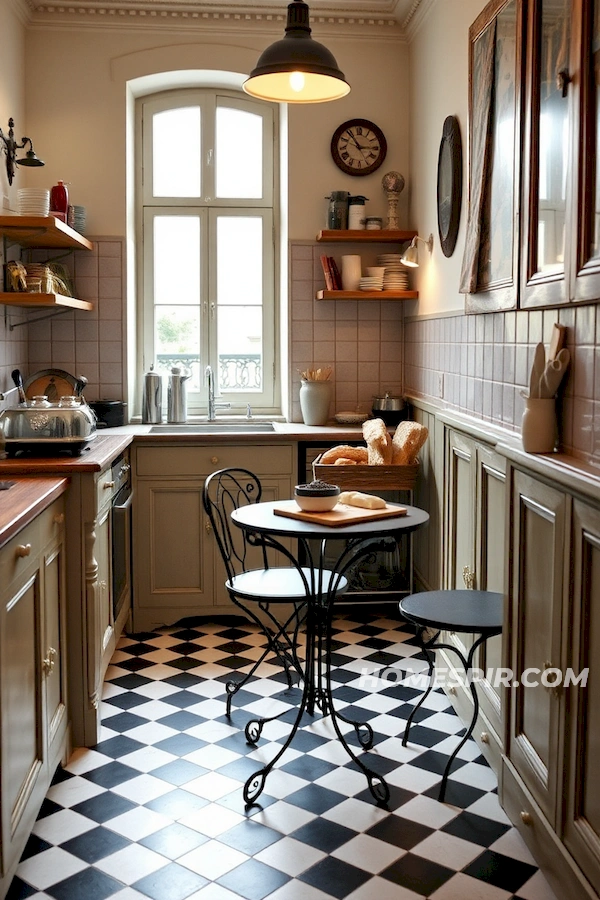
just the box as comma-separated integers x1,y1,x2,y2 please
328,257,342,290
320,255,333,290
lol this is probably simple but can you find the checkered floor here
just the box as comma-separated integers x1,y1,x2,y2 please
7,612,558,900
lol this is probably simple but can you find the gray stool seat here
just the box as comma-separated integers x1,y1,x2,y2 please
399,589,504,803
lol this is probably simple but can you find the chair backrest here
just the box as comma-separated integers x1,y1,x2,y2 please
203,467,268,582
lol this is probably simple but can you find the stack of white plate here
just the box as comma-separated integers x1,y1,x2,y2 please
67,205,86,234
17,188,50,216
359,274,384,291
377,253,410,290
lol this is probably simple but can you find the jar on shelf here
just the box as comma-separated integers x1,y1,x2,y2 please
325,192,349,229
348,195,368,229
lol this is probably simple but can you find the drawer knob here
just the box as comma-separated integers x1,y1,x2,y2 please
520,811,533,826
53,513,65,525
448,685,456,695
16,543,31,558
211,456,219,464
104,480,115,490
480,732,490,744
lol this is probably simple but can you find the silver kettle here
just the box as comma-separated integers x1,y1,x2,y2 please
142,364,163,424
167,366,192,423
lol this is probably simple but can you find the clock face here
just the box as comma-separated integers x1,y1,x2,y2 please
331,119,387,176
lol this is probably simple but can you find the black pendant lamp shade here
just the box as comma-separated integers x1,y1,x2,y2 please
243,0,350,103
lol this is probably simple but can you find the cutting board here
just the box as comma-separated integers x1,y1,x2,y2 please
273,500,407,527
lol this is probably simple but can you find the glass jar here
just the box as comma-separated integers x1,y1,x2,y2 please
325,192,349,229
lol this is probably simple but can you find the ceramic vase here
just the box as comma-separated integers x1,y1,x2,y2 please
341,255,362,291
521,398,557,453
299,379,332,426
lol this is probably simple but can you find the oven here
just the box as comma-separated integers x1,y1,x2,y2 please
298,441,413,602
110,453,133,623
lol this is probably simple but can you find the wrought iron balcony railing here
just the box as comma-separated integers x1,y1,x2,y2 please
156,353,261,391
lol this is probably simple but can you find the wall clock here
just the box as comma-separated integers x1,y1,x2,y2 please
330,119,387,176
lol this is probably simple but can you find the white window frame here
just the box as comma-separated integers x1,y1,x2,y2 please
137,87,279,415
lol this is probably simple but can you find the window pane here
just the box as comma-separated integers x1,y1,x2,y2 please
218,307,262,392
216,107,263,198
217,217,262,305
154,216,200,306
153,107,201,197
155,305,202,391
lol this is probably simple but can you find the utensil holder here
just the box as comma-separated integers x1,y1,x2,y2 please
299,380,332,426
521,398,557,453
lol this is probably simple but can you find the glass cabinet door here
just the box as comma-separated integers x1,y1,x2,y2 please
521,0,572,308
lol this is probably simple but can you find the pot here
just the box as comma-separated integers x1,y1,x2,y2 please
371,393,406,426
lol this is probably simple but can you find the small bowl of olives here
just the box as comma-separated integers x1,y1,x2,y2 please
294,480,341,512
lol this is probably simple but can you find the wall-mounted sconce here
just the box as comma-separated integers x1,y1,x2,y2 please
401,233,434,268
0,118,45,186
243,0,350,104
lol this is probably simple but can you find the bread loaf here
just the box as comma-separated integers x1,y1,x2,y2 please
333,457,358,465
320,445,368,465
392,421,429,465
339,491,386,509
363,418,392,465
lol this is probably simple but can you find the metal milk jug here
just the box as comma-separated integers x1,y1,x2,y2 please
142,363,162,424
167,366,191,424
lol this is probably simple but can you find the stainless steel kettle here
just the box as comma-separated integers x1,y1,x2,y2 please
167,366,192,424
142,364,163,424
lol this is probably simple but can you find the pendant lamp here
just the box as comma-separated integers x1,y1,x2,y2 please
243,0,350,104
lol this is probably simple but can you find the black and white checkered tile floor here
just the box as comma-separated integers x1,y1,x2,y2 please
8,612,558,900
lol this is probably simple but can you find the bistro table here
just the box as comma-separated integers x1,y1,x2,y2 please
230,499,429,807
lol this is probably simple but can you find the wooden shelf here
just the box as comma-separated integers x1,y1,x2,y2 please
0,215,93,251
316,229,417,243
316,290,418,300
0,293,93,311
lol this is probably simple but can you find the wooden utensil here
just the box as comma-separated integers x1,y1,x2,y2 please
548,323,567,361
529,342,546,399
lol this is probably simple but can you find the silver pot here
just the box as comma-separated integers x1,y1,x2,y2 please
0,399,97,456
371,393,406,426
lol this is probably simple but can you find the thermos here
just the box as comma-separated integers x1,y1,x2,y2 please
167,367,191,424
348,195,368,229
325,191,349,229
142,363,162,424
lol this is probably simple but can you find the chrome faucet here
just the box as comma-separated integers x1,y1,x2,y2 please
205,364,230,421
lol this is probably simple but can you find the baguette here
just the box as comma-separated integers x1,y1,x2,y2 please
320,445,368,465
392,421,429,465
339,490,386,509
363,418,392,465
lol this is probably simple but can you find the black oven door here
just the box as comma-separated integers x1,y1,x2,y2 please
112,481,132,621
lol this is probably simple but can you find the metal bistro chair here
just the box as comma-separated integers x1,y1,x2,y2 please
202,467,349,728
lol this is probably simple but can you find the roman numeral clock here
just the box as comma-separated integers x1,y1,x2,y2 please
330,119,387,176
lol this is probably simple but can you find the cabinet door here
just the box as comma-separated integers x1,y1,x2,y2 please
521,0,572,308
563,498,600,885
1,570,43,876
506,469,567,825
42,538,68,764
445,430,477,592
133,479,215,629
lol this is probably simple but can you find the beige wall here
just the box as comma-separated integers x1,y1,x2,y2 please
408,0,487,316
20,26,410,239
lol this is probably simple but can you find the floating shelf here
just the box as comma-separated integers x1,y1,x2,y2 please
316,290,419,300
316,229,417,243
0,215,93,251
0,293,93,311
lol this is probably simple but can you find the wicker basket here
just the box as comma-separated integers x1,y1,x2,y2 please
313,455,419,492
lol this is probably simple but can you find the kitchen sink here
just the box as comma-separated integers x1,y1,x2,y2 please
149,423,275,434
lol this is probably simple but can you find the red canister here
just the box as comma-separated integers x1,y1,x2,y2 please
50,181,69,217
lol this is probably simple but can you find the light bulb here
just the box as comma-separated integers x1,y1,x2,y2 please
289,71,305,93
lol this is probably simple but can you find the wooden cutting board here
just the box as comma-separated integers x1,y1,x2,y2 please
273,500,407,527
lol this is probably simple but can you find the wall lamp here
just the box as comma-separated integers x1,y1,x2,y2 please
401,233,434,267
0,118,45,186
243,0,350,104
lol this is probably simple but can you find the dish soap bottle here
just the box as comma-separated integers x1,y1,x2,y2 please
50,181,69,220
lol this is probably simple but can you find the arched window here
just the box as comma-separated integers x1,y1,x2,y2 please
137,88,278,415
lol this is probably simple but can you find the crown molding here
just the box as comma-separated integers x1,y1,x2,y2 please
12,0,33,25
403,0,435,41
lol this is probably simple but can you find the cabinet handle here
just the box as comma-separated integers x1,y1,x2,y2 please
103,480,115,490
205,521,212,534
43,647,57,675
520,811,533,826
211,456,219,464
53,513,65,525
557,68,571,98
462,565,475,589
543,661,562,698
16,543,31,558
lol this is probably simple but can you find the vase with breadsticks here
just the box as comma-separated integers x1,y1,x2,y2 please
299,366,333,426
313,418,428,491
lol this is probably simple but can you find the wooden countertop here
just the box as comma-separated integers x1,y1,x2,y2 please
0,476,69,549
0,434,133,474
